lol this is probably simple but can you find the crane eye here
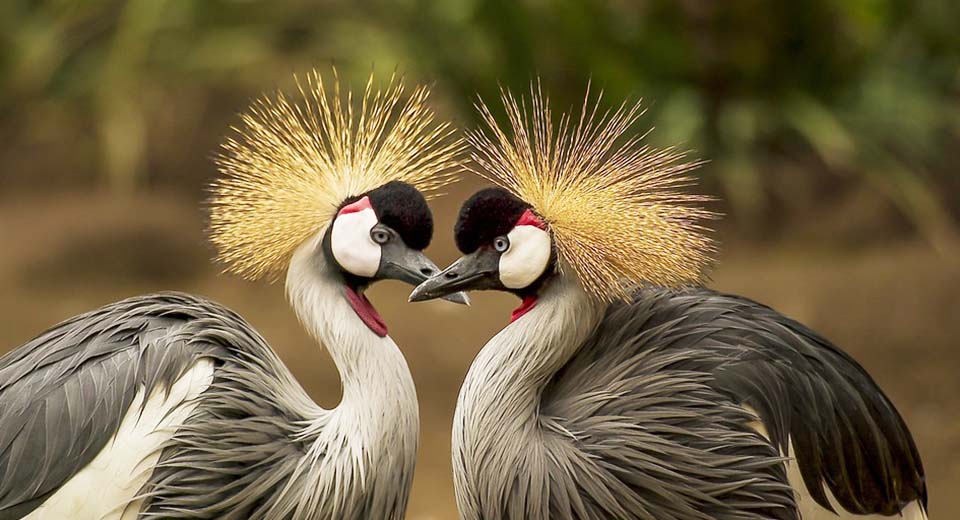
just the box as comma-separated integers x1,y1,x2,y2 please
371,229,390,244
493,236,510,252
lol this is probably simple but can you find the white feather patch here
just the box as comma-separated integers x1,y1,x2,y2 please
25,359,215,520
500,225,552,289
330,207,380,278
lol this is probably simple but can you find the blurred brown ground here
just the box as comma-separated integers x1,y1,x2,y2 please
1,179,957,518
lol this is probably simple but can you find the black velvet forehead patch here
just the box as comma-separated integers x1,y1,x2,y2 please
344,181,433,250
454,188,531,254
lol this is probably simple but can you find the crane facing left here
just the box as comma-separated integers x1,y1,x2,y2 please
0,70,465,520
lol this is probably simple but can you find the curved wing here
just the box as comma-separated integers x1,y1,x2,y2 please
682,289,926,516
0,293,224,519
546,287,925,518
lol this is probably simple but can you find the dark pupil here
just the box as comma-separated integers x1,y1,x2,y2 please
373,230,388,243
495,237,508,251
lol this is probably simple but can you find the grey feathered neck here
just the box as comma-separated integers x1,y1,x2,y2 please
452,274,603,516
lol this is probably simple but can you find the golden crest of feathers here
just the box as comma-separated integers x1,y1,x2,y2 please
468,83,715,301
209,70,462,281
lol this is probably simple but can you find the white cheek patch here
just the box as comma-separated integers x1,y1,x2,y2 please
499,225,551,289
331,207,380,278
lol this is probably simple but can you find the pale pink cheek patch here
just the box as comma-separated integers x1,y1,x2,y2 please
515,208,546,229
338,195,374,216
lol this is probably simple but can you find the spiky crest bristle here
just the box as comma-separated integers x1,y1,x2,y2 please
467,82,715,301
209,70,462,281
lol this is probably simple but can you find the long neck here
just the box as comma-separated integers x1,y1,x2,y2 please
286,234,418,418
452,274,604,517
456,272,604,437
284,233,418,516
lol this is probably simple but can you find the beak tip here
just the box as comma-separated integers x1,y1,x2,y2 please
408,287,429,303
408,286,469,305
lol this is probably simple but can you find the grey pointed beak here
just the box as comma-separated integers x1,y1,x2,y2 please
409,249,502,303
377,244,469,305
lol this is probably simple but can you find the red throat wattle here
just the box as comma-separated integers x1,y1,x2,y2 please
511,295,538,322
344,286,388,337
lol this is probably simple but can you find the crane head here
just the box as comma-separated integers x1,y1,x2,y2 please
206,69,465,336
207,69,463,284
409,187,552,319
411,81,716,312
318,180,467,335
323,180,471,293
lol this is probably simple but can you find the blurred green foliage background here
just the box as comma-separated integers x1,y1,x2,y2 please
1,1,959,517
2,0,959,246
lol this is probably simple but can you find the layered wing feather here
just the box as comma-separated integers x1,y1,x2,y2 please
0,293,229,518
680,289,926,515
0,292,325,519
545,287,925,519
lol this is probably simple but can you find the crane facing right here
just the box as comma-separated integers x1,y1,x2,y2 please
411,84,927,520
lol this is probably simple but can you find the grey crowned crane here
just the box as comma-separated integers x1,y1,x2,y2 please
0,71,465,519
410,86,927,520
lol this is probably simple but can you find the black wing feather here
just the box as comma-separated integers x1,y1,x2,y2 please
630,287,926,515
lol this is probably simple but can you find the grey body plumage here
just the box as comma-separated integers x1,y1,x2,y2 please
445,276,926,519
0,290,415,519
450,276,799,520
440,281,926,520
